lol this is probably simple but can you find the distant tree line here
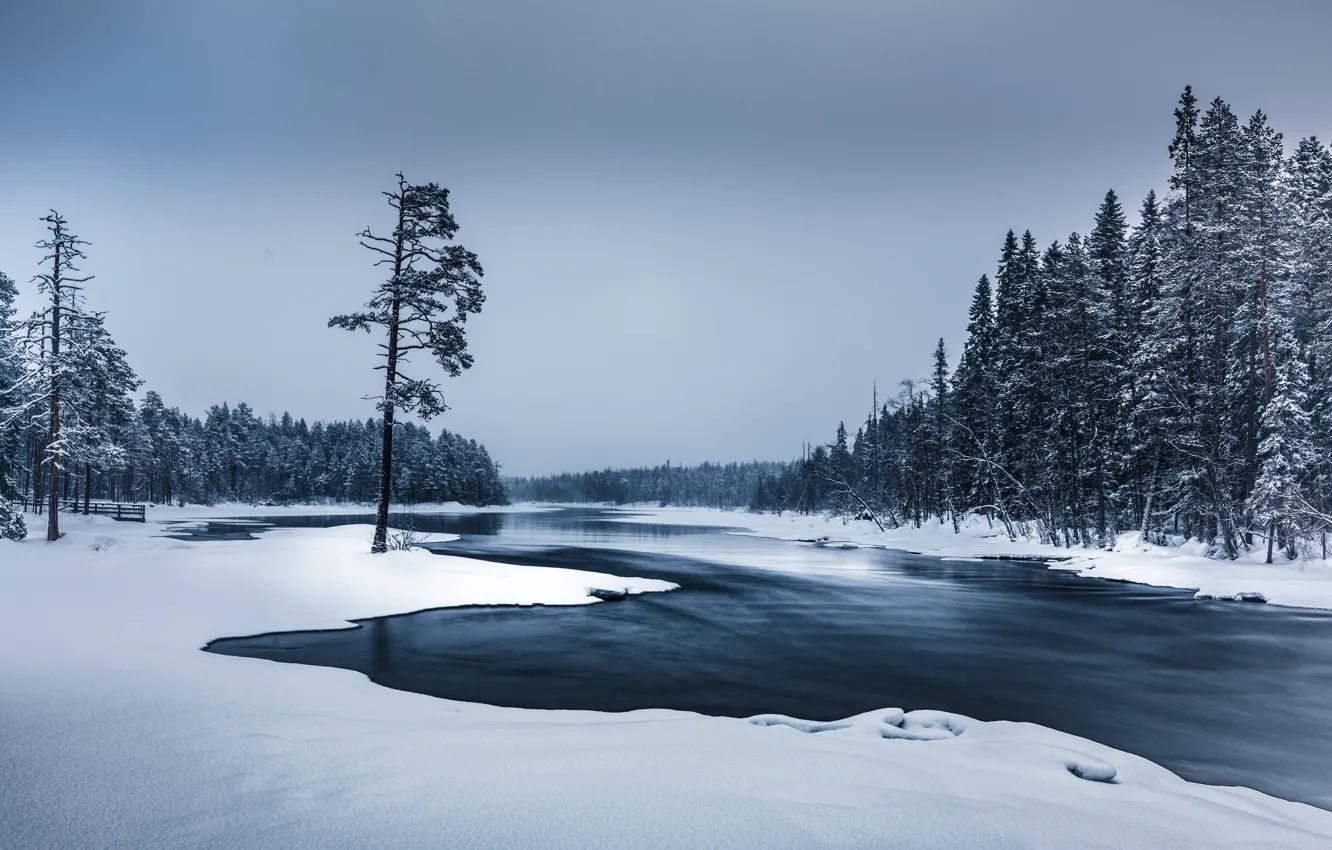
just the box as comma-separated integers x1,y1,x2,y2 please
85,396,505,508
780,87,1332,562
0,209,504,541
2,388,507,513
507,460,791,508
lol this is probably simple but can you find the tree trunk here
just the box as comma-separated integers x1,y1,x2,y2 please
30,434,42,515
47,384,60,541
1261,258,1271,403
372,202,409,554
1095,454,1107,548
1139,447,1159,544
47,288,61,539
373,342,398,553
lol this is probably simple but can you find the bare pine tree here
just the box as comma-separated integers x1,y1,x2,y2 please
30,212,93,542
330,174,484,553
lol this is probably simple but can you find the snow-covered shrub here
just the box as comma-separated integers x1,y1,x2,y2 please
386,516,424,551
0,497,26,542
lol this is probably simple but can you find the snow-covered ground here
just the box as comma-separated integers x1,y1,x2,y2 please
604,505,1332,611
3,511,1331,848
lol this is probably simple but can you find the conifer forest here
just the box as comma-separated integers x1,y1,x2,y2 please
0,212,505,526
517,88,1332,562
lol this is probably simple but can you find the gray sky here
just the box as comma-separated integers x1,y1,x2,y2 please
2,1,1330,476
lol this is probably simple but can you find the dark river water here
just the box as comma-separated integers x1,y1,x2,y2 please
197,507,1332,808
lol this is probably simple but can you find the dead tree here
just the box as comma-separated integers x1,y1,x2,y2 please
809,461,888,532
29,213,93,542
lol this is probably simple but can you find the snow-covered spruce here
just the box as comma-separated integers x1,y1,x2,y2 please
0,213,138,542
0,495,25,540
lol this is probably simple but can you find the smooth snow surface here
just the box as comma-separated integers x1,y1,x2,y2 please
3,512,1331,849
605,505,1332,612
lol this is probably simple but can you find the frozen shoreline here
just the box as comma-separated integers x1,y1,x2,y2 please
599,505,1332,612
2,511,1330,848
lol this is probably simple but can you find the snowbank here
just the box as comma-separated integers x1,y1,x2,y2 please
2,513,1330,848
605,506,1332,611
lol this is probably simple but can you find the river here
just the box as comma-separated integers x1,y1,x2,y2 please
198,507,1332,808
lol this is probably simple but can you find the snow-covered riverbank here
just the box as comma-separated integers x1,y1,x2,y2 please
3,511,1330,849
605,506,1332,612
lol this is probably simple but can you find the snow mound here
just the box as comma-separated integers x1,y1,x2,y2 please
1065,753,1119,783
751,708,1120,782
1195,590,1268,603
750,707,966,741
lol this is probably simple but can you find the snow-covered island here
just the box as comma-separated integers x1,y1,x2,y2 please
3,509,1331,849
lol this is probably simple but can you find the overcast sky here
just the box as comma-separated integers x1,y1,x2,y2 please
2,1,1330,476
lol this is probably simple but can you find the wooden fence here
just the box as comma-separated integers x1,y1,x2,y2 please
17,497,146,523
